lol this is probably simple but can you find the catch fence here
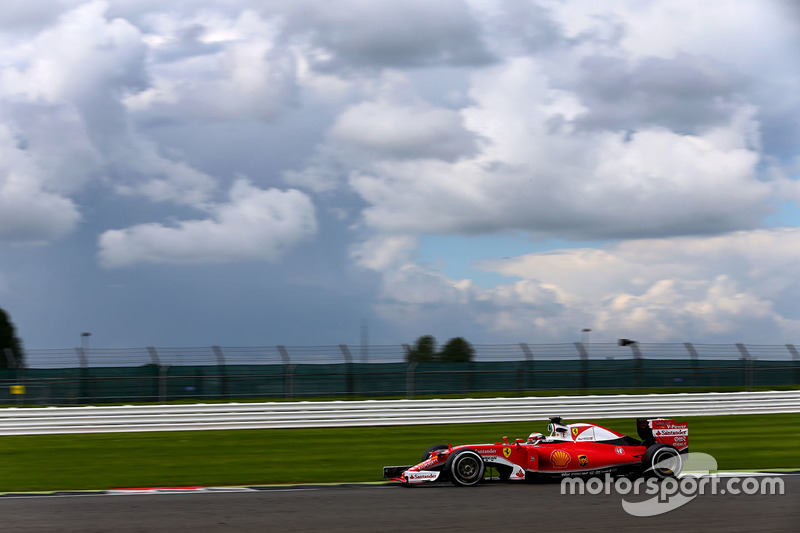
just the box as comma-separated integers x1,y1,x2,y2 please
1,343,798,405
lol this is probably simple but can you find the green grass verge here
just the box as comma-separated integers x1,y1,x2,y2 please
1,413,798,492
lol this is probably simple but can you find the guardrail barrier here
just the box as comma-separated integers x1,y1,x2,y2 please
1,390,797,435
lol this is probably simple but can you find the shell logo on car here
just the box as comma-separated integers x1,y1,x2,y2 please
550,450,571,468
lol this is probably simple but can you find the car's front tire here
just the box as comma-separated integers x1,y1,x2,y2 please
643,444,682,479
421,444,449,462
446,450,485,487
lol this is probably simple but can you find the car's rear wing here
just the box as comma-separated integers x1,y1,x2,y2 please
636,418,689,452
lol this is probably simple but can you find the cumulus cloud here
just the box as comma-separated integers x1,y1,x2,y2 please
572,54,749,134
0,122,81,242
342,59,768,239
547,0,800,160
283,1,795,243
285,72,479,192
478,229,800,341
362,229,800,343
350,234,418,272
0,0,68,31
329,99,478,161
0,0,219,213
98,179,317,267
125,9,298,123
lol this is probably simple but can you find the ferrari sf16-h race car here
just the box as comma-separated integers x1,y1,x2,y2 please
384,417,688,486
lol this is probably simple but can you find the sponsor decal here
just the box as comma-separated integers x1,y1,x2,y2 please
653,429,688,436
503,448,512,459
476,449,496,454
418,458,439,469
572,427,579,437
614,446,625,455
408,472,438,481
550,450,571,468
578,455,588,467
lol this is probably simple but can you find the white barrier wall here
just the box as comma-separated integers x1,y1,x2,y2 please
0,390,798,435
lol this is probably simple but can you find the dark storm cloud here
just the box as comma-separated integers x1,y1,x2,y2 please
0,0,66,31
480,0,564,55
148,24,224,64
281,0,496,71
572,54,749,134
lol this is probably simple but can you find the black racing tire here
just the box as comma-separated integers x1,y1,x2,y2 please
446,449,485,487
643,444,682,479
421,444,449,462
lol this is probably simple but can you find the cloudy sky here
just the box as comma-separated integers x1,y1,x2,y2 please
1,0,799,351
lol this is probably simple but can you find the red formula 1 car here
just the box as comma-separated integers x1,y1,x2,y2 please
384,417,688,486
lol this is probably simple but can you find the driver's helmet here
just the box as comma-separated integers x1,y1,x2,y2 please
527,432,544,444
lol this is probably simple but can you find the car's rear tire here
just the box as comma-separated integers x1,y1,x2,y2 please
421,444,448,462
643,444,682,479
446,449,485,487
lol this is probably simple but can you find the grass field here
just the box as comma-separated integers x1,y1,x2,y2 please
1,413,798,492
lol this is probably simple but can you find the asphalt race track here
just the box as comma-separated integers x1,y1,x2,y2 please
1,477,798,532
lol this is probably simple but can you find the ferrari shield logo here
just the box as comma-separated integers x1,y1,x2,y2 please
503,447,512,458
578,455,588,467
572,427,579,437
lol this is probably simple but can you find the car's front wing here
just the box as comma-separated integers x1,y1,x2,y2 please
383,466,443,483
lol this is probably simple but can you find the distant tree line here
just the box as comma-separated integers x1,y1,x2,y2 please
0,307,24,369
405,335,475,363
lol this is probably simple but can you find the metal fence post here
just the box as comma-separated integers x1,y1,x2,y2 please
159,365,170,403
683,342,699,387
277,345,293,400
75,347,88,404
618,339,642,389
787,344,800,361
402,344,415,399
407,362,418,399
631,343,643,389
339,345,354,397
787,344,800,387
16,364,26,406
574,342,588,391
147,347,161,402
519,343,535,391
212,346,227,399
736,343,753,390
